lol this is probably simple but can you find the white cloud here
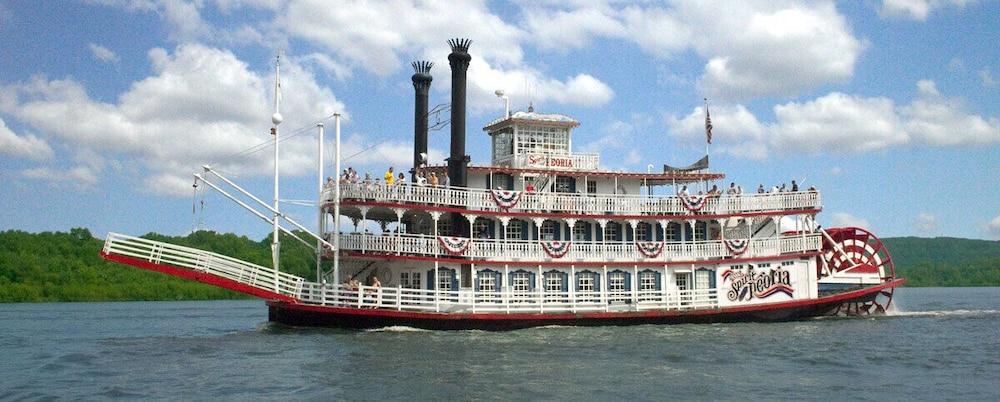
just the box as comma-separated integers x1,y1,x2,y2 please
1,44,345,197
665,80,999,158
339,133,446,174
665,104,768,160
523,1,863,100
21,165,99,187
0,118,54,160
902,80,1000,145
988,214,1000,238
880,0,973,21
88,43,118,63
521,5,625,51
770,92,907,153
915,213,938,232
831,212,871,230
278,1,613,110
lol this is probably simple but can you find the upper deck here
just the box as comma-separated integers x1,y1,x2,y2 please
324,183,821,218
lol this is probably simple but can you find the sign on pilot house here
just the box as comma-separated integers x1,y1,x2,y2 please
721,265,794,302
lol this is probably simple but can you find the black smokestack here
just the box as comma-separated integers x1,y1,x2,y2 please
447,38,471,238
411,60,432,182
447,38,471,189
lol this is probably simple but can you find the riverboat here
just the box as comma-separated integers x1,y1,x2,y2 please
100,39,905,330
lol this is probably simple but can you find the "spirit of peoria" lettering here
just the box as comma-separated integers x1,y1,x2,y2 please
721,265,794,302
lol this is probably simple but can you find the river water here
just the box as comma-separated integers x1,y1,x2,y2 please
1,287,997,400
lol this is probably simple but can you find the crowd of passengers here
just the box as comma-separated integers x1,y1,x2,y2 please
678,180,815,197
325,166,449,189
325,167,816,198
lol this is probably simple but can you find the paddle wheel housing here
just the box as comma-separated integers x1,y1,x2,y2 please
820,227,897,315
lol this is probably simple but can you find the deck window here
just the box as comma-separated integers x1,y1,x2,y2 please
573,224,587,241
608,270,630,303
639,270,661,301
439,270,454,291
636,223,649,241
604,223,619,242
479,274,496,292
511,271,532,293
555,176,574,193
506,220,524,240
586,180,597,194
540,220,557,240
695,269,712,290
473,218,492,239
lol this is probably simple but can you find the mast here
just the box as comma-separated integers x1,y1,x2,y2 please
271,54,283,293
332,113,342,285
316,122,324,283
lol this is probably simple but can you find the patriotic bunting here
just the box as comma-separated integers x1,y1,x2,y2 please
680,194,708,212
437,236,472,256
724,238,750,256
540,240,572,258
489,189,522,210
636,241,664,258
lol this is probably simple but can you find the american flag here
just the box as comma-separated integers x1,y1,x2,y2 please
705,108,713,144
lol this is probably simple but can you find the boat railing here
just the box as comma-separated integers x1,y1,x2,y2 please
297,283,719,313
326,183,821,216
102,233,305,298
336,232,822,262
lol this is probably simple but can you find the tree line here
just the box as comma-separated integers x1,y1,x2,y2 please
0,229,996,302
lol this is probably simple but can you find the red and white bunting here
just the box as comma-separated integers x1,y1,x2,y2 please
724,238,750,256
680,194,708,212
540,240,572,258
437,236,472,256
490,189,522,210
636,241,664,258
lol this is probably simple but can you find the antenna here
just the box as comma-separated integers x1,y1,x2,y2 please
272,53,283,126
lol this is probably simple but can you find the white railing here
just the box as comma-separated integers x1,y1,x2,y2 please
327,183,821,217
102,233,305,298
336,232,822,262
297,283,718,313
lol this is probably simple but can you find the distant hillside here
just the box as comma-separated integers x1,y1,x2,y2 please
0,228,319,303
0,229,996,302
882,237,1000,287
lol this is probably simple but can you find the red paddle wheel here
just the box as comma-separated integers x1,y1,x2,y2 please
820,227,897,315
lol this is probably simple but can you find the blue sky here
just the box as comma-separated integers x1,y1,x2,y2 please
0,0,997,240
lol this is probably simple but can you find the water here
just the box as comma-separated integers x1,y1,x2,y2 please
1,288,998,400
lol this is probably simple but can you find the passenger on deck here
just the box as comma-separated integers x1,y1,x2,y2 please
791,180,799,192
385,167,395,186
525,182,535,192
727,182,737,195
757,184,765,194
678,185,689,197
429,172,439,186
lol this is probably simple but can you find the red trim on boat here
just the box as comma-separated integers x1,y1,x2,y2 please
268,278,905,322
333,200,821,221
100,252,299,303
336,250,823,267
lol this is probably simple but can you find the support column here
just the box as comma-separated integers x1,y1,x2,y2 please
394,208,405,255
430,211,441,257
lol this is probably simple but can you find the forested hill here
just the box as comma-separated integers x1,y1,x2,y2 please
882,237,1000,287
0,229,997,302
0,228,319,303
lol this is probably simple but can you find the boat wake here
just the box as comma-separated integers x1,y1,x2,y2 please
886,309,999,318
365,326,432,333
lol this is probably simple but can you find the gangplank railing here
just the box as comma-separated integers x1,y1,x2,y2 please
102,233,305,298
297,283,719,314
326,183,821,216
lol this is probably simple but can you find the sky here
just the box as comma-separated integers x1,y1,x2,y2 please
0,0,998,241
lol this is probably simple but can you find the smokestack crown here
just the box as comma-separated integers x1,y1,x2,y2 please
448,38,472,53
411,61,433,90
